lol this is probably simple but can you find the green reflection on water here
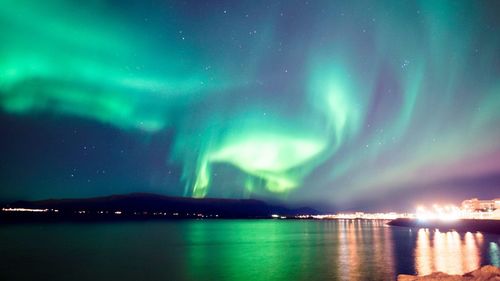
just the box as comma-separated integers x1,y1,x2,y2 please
490,242,499,267
183,220,396,281
185,220,336,281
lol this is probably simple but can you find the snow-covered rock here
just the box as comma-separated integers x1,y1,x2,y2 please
397,265,500,281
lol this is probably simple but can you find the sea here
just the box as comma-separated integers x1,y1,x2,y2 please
0,219,499,281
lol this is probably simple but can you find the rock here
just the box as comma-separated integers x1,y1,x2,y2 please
397,265,500,281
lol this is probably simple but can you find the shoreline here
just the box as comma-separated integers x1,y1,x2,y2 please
398,265,500,281
388,218,500,235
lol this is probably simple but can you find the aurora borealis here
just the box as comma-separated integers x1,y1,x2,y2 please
1,0,499,209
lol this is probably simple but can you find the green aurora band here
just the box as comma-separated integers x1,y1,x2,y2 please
1,0,499,203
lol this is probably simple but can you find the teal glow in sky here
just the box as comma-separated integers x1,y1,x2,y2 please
0,0,499,208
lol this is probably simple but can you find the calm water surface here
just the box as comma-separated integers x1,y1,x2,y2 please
0,220,499,281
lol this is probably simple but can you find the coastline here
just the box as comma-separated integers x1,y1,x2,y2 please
398,265,500,281
388,218,500,235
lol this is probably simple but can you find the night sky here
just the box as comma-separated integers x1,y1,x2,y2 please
1,0,499,211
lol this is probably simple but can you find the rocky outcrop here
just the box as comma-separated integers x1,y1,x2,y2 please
397,265,500,281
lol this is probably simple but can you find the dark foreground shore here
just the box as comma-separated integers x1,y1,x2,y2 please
388,218,500,235
398,265,500,280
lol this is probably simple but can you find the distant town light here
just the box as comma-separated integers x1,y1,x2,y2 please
2,208,51,212
416,198,500,221
416,204,460,222
310,212,407,220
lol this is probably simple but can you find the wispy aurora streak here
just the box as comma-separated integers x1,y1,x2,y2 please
0,1,499,203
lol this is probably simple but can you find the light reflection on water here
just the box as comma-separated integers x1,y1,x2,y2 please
337,220,395,280
491,242,500,267
415,229,488,275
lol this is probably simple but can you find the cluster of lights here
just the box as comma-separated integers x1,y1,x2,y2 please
1,208,58,213
416,205,463,222
293,212,412,220
329,212,404,220
416,204,500,221
271,214,287,219
295,215,313,219
0,208,224,218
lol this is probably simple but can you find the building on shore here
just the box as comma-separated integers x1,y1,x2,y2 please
461,198,500,212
